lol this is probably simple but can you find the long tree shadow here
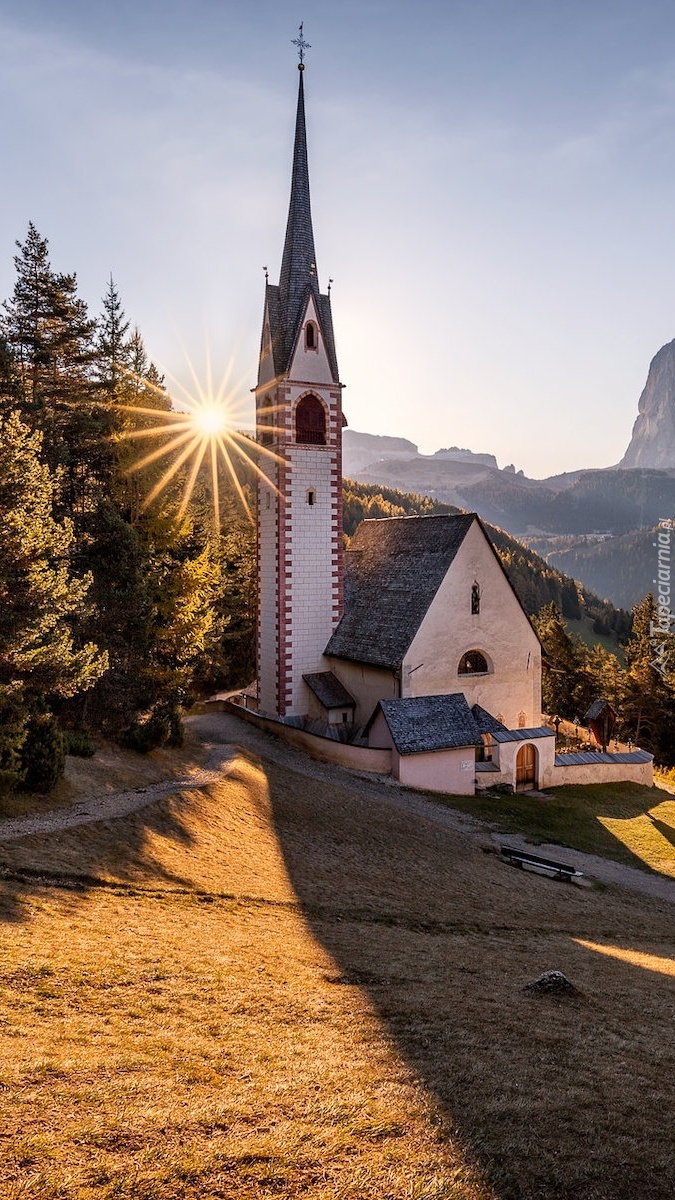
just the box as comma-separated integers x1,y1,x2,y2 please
461,781,675,879
264,759,675,1200
0,785,201,925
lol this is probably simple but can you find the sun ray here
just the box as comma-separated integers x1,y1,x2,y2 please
211,439,220,532
229,428,287,467
116,420,193,443
116,403,185,422
217,434,253,523
141,435,204,511
118,345,295,528
177,437,210,521
126,430,196,475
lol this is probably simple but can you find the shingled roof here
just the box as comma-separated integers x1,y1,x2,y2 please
303,671,355,710
325,514,476,668
471,705,508,735
368,694,482,756
265,69,339,383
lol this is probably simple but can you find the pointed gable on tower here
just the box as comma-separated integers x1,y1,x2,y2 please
262,68,339,386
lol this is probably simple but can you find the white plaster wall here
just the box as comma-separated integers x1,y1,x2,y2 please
257,302,277,387
257,467,279,715
289,294,334,384
367,709,392,749
284,443,339,714
396,746,476,794
329,660,397,727
227,700,392,773
544,760,654,788
404,520,542,728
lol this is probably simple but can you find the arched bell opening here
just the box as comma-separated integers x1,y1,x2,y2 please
295,394,327,445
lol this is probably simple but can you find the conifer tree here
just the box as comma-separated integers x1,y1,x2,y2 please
0,411,107,780
622,594,675,755
533,602,586,718
1,223,99,517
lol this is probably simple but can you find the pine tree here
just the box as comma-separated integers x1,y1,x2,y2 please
95,276,131,397
622,594,675,755
533,602,587,718
1,223,99,517
0,411,107,780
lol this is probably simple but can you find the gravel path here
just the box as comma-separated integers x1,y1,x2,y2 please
0,743,235,842
2,709,674,907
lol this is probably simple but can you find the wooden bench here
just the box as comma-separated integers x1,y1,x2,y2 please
499,845,583,881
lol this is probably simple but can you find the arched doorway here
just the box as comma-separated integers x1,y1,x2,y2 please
516,743,537,791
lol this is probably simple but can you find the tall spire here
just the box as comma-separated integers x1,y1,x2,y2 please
278,65,320,342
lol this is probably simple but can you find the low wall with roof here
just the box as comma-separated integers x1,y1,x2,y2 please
544,751,653,789
220,699,392,774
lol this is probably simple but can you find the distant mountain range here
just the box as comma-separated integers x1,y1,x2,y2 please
343,340,675,610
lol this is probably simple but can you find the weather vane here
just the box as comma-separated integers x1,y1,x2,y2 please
292,22,311,67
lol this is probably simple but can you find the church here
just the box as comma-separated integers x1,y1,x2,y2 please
245,54,653,797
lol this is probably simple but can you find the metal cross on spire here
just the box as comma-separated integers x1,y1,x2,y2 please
292,22,311,67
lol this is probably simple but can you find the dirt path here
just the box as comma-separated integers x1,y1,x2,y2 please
0,743,235,842
2,709,674,907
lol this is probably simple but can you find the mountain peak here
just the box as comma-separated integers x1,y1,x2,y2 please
621,339,675,468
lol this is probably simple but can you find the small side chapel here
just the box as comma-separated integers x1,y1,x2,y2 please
251,55,652,796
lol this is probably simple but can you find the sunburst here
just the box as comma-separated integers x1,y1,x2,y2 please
115,349,286,529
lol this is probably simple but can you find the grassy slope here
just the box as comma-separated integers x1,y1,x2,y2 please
1,739,674,1199
438,782,675,877
564,613,627,663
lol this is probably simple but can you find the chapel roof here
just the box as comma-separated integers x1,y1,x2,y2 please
303,671,355,710
325,513,476,668
471,704,508,734
367,693,483,756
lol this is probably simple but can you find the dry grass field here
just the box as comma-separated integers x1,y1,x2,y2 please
1,722,674,1199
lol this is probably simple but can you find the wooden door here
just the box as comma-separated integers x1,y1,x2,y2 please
516,743,536,790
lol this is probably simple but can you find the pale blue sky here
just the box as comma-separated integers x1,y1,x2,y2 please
1,0,675,475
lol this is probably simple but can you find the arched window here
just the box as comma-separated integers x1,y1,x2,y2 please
458,650,488,675
295,394,326,445
305,321,317,350
471,580,480,615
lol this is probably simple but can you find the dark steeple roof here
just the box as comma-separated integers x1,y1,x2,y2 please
264,67,339,383
279,69,319,323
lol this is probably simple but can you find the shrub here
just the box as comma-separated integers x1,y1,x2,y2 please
20,714,66,793
121,713,170,754
65,729,96,758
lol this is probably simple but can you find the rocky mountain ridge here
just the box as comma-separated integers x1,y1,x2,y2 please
621,339,675,469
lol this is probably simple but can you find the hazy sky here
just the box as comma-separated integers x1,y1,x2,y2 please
1,0,675,476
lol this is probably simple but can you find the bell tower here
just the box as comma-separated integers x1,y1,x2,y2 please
255,45,345,718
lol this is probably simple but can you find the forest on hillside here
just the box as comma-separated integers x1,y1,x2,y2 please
2,227,675,792
0,225,255,792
